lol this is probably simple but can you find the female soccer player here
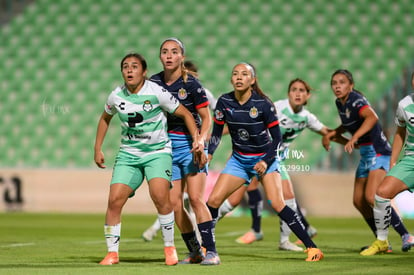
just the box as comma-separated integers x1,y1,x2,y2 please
207,63,324,262
217,78,338,250
150,38,217,265
361,71,414,255
141,60,217,242
323,69,414,253
94,53,203,266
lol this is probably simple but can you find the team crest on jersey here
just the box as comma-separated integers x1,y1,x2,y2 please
178,88,188,100
215,109,224,120
143,100,153,112
249,107,258,118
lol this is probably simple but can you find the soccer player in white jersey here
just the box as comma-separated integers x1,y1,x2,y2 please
94,53,204,266
216,78,342,250
361,72,414,255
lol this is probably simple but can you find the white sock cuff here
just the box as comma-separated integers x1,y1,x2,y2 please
374,194,391,205
223,199,234,210
158,211,174,226
104,223,121,237
284,198,297,211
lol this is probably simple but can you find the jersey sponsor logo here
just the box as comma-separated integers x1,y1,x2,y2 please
238,128,249,141
127,112,143,127
178,88,187,100
143,100,153,112
249,107,258,118
118,102,125,110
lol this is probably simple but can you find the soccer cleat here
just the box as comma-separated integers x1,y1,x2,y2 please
99,252,119,265
142,226,158,242
200,251,221,265
360,239,389,256
179,249,204,264
401,233,414,252
295,225,317,245
360,242,392,253
304,247,324,262
235,230,263,244
164,246,178,266
279,240,303,252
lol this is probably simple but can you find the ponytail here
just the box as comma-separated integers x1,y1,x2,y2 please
181,62,188,83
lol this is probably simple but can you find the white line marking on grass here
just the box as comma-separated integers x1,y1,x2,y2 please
83,238,138,245
1,242,35,248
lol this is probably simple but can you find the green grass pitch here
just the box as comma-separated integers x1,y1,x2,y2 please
1,213,413,274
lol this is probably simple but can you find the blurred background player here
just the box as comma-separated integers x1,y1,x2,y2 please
95,53,203,266
323,69,414,252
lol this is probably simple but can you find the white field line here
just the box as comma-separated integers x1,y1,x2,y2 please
1,242,35,248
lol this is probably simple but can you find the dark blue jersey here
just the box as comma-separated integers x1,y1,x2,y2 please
208,90,281,165
335,91,391,156
150,72,209,134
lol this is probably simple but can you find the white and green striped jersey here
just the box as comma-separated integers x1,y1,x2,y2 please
275,98,324,152
105,80,179,157
395,93,414,156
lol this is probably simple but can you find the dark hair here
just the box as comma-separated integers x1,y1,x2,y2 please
288,78,312,93
120,53,147,71
234,62,271,102
184,60,199,79
331,69,364,96
331,69,354,84
184,60,198,73
288,78,312,105
246,63,269,100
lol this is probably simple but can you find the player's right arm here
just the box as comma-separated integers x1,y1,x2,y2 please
322,125,347,151
94,111,113,169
